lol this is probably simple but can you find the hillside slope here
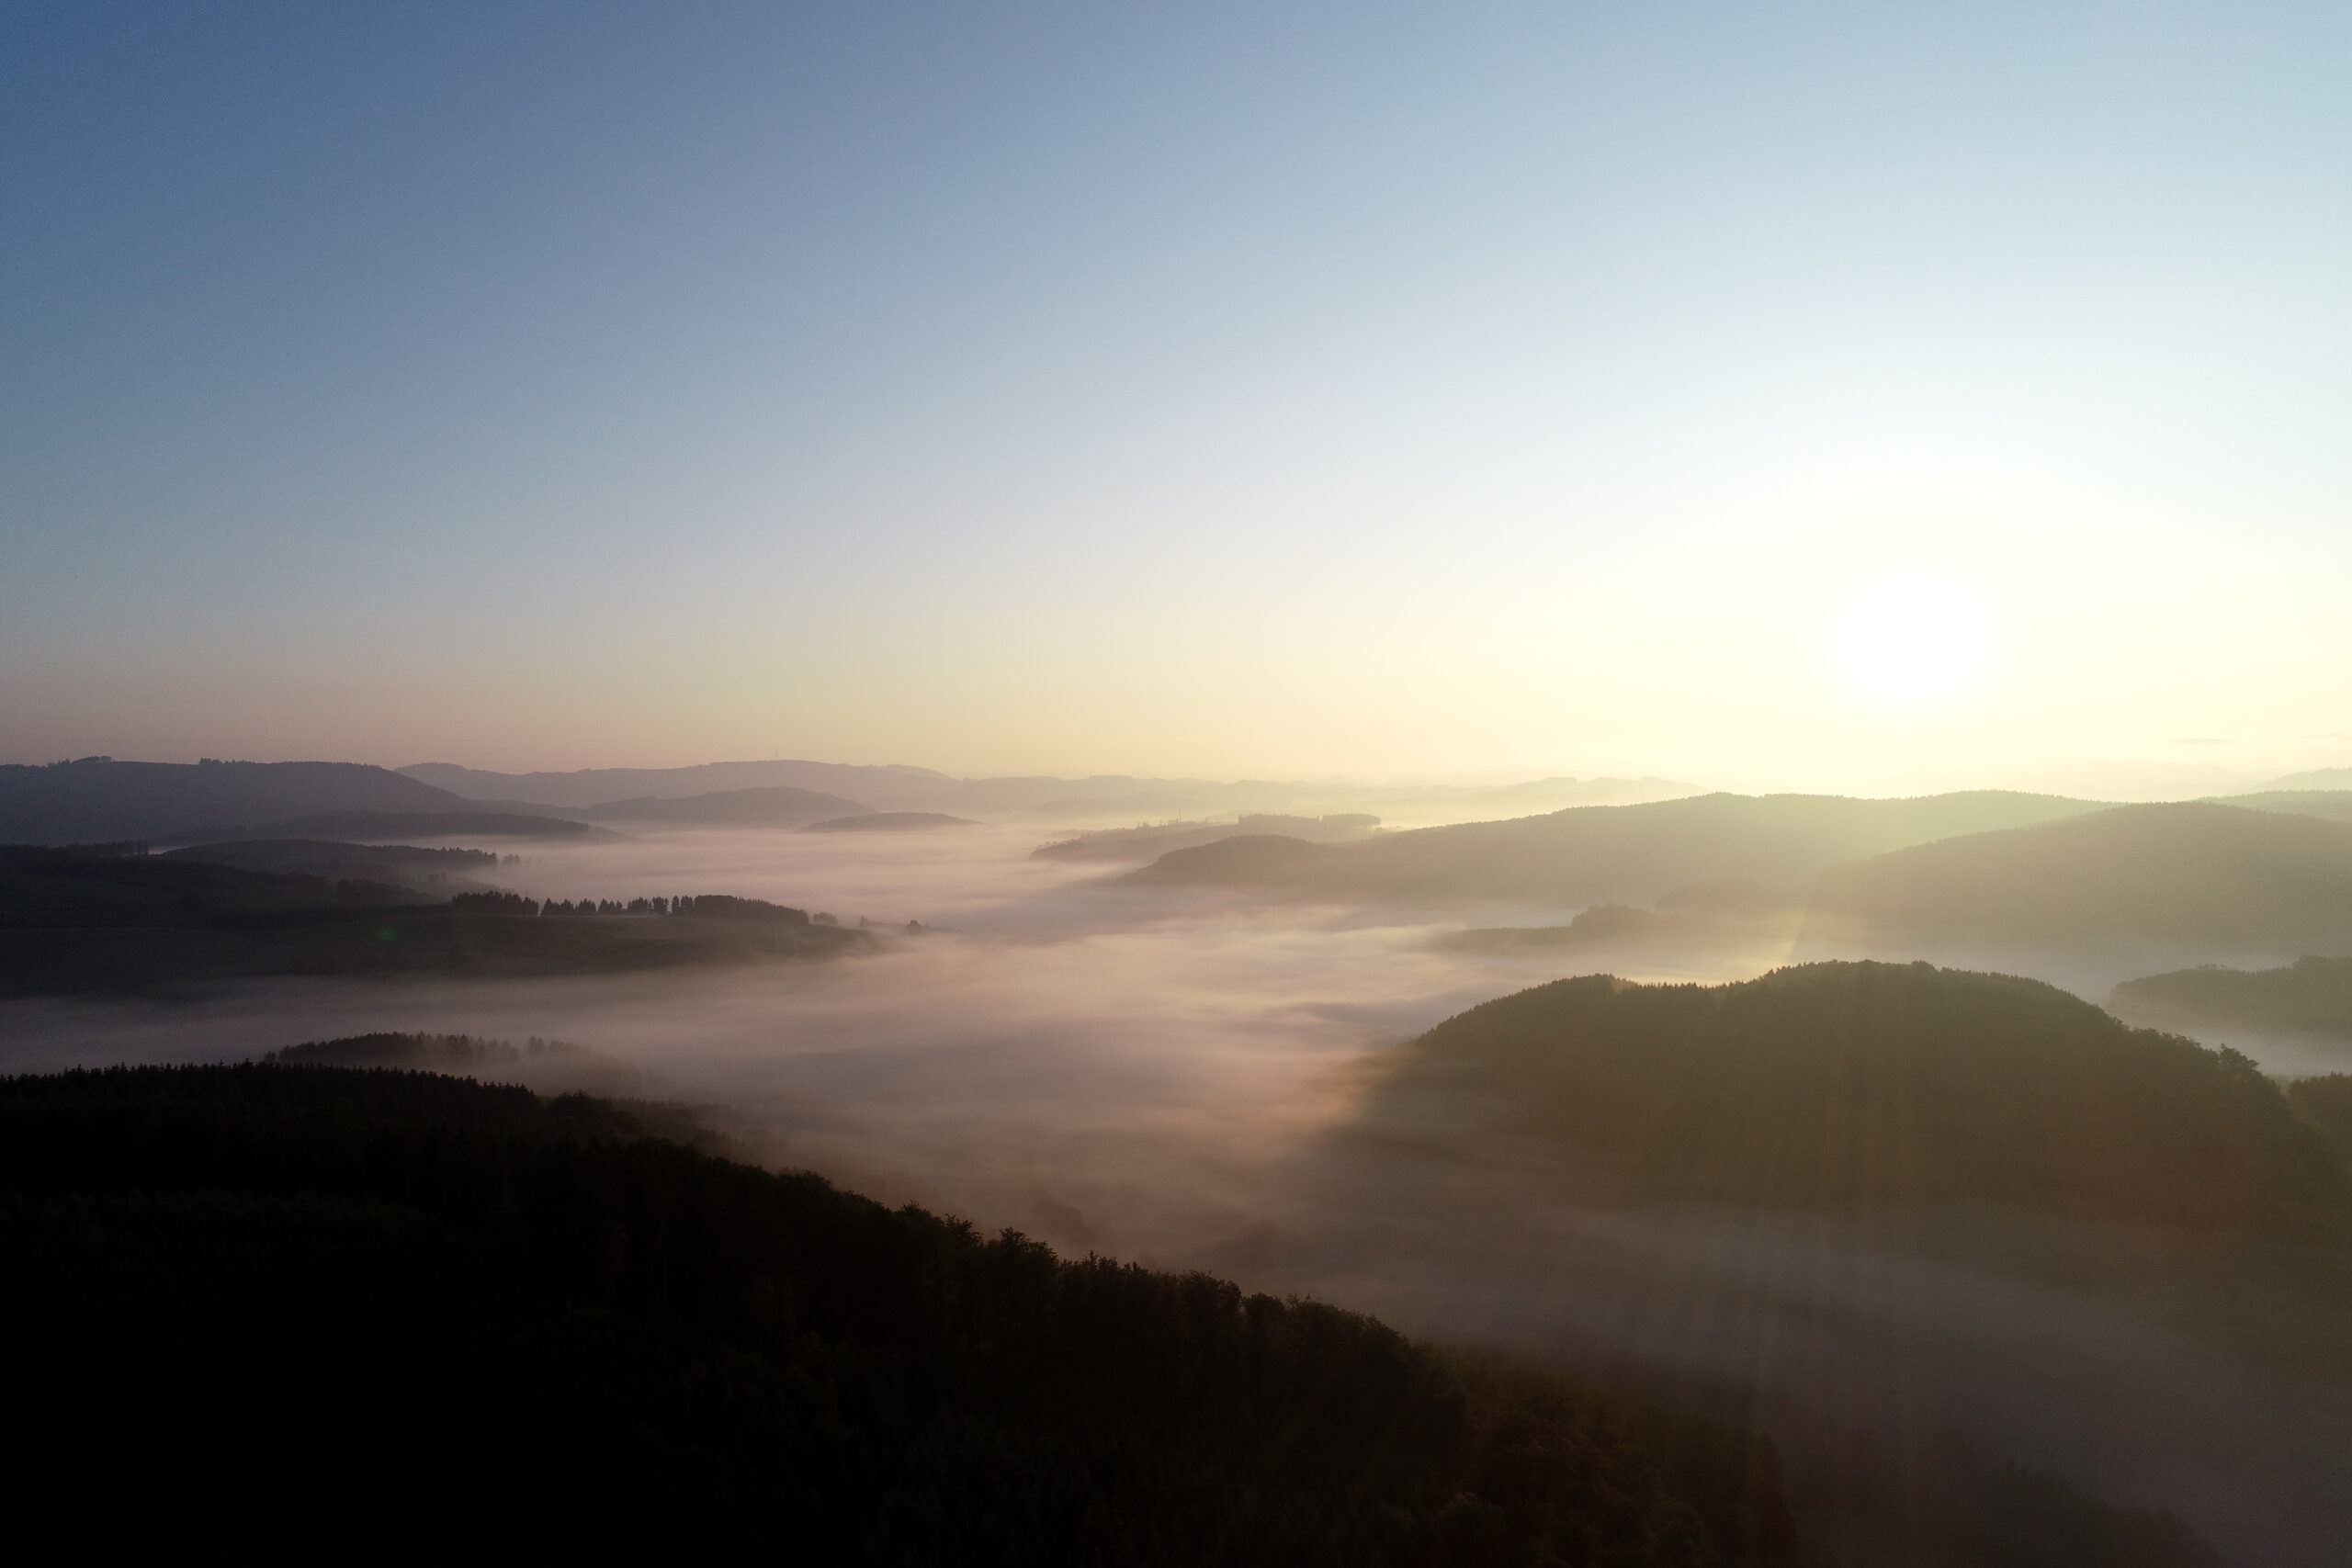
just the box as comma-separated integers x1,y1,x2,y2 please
1128,791,2111,905
2223,789,2352,826
0,846,865,993
581,784,872,824
1806,802,2352,947
2111,955,2352,1043
1362,961,2347,1237
0,1063,1795,1564
0,758,479,843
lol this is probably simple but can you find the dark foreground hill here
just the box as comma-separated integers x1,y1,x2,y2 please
1126,792,2109,905
0,846,865,993
1805,802,2352,948
0,757,487,843
1363,961,2348,1238
0,1063,1795,1564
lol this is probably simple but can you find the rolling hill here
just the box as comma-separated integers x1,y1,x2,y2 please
2223,789,2352,826
1037,813,1381,863
0,1061,1794,1563
153,809,598,844
401,757,959,809
1358,960,2348,1237
157,839,503,887
0,845,864,993
0,758,484,843
1127,790,2113,905
802,810,975,832
2110,955,2352,1043
1805,802,2352,947
579,784,872,825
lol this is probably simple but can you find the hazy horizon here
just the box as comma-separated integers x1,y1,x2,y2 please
2,744,2331,807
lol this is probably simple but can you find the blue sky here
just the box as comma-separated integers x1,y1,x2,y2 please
6,2,2350,787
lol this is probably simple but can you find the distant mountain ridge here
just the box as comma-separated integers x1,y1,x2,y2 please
1127,790,2117,904
402,758,955,810
401,760,1698,821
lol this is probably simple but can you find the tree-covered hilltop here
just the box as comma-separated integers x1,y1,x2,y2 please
2111,955,2352,1043
802,810,977,831
0,844,866,993
1036,813,1381,863
0,1063,1798,1565
1363,961,2349,1240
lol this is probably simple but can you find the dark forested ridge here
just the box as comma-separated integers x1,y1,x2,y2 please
0,1063,1798,1564
157,837,502,886
1125,792,2112,904
2111,955,2352,1043
0,845,865,993
0,757,488,843
1363,961,2349,1239
154,808,600,844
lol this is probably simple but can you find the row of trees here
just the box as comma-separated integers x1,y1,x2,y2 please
449,890,829,924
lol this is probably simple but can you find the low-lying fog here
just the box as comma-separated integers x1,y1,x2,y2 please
7,823,2350,1564
0,824,1690,1255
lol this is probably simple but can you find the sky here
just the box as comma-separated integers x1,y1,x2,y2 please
5,1,2350,792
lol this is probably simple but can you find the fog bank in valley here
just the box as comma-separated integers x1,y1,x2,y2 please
6,823,2350,1563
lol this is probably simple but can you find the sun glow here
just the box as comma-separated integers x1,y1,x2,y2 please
1831,570,1997,706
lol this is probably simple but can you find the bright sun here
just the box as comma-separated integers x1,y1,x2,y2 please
1830,570,1997,705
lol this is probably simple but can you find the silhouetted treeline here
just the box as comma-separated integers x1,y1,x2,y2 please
0,1064,1797,1564
450,890,813,922
266,1030,588,1068
1,846,863,992
1370,961,2352,1240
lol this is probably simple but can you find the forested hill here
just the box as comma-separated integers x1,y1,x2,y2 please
0,1063,1797,1564
0,757,482,842
580,784,872,824
1805,802,2352,946
2111,955,2352,1043
1363,961,2349,1238
0,846,865,993
1127,791,2113,904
